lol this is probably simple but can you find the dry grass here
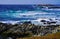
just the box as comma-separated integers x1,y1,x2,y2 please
17,32,60,39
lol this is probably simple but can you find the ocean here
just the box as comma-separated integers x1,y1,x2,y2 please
0,5,60,24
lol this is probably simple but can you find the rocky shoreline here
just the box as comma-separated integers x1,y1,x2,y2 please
0,21,60,39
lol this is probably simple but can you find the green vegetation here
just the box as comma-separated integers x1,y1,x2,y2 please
17,32,60,39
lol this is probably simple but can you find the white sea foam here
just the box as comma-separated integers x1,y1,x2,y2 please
0,21,20,25
12,11,55,18
31,18,60,26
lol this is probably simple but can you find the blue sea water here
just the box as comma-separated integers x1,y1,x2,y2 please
0,5,60,23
